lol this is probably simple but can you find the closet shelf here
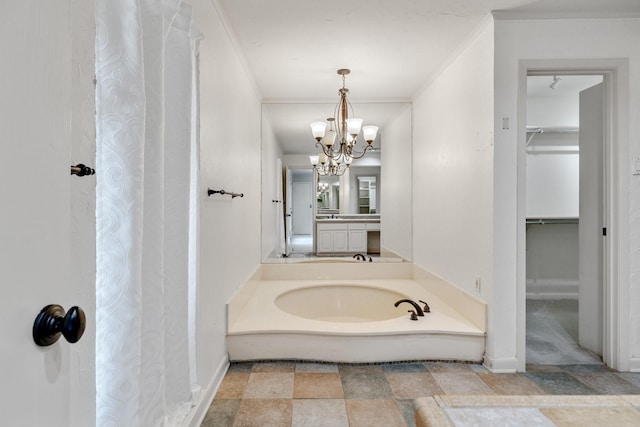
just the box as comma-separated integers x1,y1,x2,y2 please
526,218,579,225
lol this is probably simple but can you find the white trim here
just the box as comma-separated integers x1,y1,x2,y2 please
262,98,412,105
516,59,630,372
185,354,229,427
493,12,640,21
208,0,262,100
526,278,579,300
628,358,640,373
483,355,518,373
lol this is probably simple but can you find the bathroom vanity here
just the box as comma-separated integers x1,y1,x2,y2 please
315,215,380,255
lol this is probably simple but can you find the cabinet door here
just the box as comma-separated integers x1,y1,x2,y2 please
333,230,348,252
317,230,334,252
348,230,367,252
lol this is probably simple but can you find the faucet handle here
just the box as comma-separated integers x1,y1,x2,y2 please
419,300,431,313
408,310,418,321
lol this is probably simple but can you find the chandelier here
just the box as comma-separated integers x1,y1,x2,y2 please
309,69,378,176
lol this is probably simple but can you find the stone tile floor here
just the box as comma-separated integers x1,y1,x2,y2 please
201,361,640,427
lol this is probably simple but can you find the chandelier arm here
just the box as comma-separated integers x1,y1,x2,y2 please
345,144,373,160
333,98,342,143
315,141,335,158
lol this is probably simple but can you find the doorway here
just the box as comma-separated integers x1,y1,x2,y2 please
524,73,607,366
287,169,314,256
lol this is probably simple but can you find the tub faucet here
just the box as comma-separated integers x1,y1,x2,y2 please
419,299,431,313
352,253,366,261
394,299,424,317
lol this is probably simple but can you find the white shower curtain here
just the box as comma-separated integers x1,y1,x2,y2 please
95,1,201,425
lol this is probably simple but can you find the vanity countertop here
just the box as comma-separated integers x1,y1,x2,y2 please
315,217,380,223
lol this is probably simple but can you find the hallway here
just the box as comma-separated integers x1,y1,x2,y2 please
202,361,640,426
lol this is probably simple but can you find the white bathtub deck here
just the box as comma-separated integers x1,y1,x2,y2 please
227,277,486,363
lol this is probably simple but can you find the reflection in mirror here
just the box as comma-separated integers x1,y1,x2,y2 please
317,175,339,214
261,101,412,262
357,176,376,214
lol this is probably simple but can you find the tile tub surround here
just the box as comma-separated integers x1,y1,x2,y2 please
227,263,486,363
202,361,640,427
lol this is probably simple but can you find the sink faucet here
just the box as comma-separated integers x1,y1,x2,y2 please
394,299,424,316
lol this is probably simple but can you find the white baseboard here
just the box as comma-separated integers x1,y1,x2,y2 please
526,279,578,299
483,355,518,373
628,357,640,372
185,354,229,427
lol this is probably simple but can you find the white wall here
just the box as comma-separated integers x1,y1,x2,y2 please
411,20,494,295
191,0,263,411
381,105,413,260
526,223,579,297
493,17,640,371
526,148,579,218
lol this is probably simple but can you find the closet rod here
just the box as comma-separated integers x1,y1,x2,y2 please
526,218,579,225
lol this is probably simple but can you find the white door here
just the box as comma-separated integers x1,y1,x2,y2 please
275,159,286,256
578,82,605,356
0,1,94,425
292,181,313,235
284,167,293,255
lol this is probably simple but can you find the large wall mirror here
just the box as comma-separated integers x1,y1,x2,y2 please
261,101,412,261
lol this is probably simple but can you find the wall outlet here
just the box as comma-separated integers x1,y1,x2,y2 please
475,276,481,293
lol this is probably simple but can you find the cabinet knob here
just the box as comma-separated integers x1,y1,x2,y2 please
33,304,86,346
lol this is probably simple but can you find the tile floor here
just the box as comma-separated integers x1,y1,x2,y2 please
201,361,640,426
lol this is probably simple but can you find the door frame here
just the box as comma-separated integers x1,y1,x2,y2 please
516,59,630,371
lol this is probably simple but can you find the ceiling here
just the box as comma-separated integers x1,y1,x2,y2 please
527,75,604,98
217,0,640,154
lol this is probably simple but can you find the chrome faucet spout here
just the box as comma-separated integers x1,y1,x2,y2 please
394,299,424,316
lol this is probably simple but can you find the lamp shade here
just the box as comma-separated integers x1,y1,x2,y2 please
309,155,319,166
346,118,363,135
362,125,378,143
310,122,327,140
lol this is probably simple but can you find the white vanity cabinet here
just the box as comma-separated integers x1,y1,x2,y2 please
347,223,367,252
316,223,348,253
316,220,375,254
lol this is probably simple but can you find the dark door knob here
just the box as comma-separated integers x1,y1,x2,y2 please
33,304,86,346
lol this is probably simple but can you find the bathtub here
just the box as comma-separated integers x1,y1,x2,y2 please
275,285,410,322
227,263,486,363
